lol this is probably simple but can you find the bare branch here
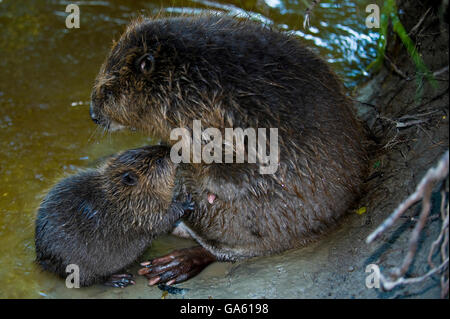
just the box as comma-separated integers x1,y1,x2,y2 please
381,258,448,291
408,7,432,36
428,189,449,268
366,151,449,297
384,54,411,80
367,151,449,244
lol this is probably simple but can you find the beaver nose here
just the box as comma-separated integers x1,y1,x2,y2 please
89,101,100,124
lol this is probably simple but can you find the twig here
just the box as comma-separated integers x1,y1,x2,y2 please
378,115,427,129
366,151,449,297
367,151,449,243
433,66,449,77
384,54,411,80
398,110,440,121
395,119,427,128
394,169,435,278
382,129,400,149
428,194,449,268
408,7,432,36
380,258,448,290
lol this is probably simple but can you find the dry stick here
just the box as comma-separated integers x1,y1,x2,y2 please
394,175,434,278
380,258,449,291
441,218,449,263
433,65,449,77
428,188,449,268
440,215,449,298
440,199,449,264
398,110,440,121
441,231,449,298
428,213,449,266
382,129,400,150
378,115,427,129
367,150,449,244
395,119,427,128
408,7,432,36
384,54,411,80
366,151,449,293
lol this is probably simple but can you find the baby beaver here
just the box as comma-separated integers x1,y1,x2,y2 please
35,145,193,287
90,15,368,285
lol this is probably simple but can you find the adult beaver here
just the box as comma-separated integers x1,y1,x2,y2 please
90,15,367,285
35,145,194,287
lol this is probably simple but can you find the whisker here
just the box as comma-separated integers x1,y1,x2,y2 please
106,126,112,145
87,125,101,144
102,125,108,139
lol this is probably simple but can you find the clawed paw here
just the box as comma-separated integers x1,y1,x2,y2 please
138,246,215,286
104,273,135,288
181,194,195,212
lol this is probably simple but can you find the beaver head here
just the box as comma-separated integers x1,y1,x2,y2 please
99,144,178,227
89,15,323,140
34,145,182,285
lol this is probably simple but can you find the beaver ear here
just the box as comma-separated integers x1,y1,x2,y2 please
121,171,138,186
136,53,155,75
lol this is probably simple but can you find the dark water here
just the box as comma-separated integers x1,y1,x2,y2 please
0,0,379,297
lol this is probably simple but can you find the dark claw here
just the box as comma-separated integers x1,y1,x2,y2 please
138,246,216,285
104,274,135,288
158,283,189,295
181,194,195,212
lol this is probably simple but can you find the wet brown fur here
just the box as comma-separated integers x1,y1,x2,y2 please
35,145,184,286
91,14,368,261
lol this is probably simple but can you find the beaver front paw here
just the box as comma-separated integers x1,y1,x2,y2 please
181,194,195,213
137,246,216,285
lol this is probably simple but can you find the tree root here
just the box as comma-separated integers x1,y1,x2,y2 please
367,151,449,298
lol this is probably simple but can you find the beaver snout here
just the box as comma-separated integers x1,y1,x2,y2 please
90,84,112,127
89,101,100,125
89,100,126,132
90,91,126,131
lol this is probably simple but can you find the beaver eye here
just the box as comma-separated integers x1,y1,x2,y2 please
137,53,154,75
121,172,138,186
